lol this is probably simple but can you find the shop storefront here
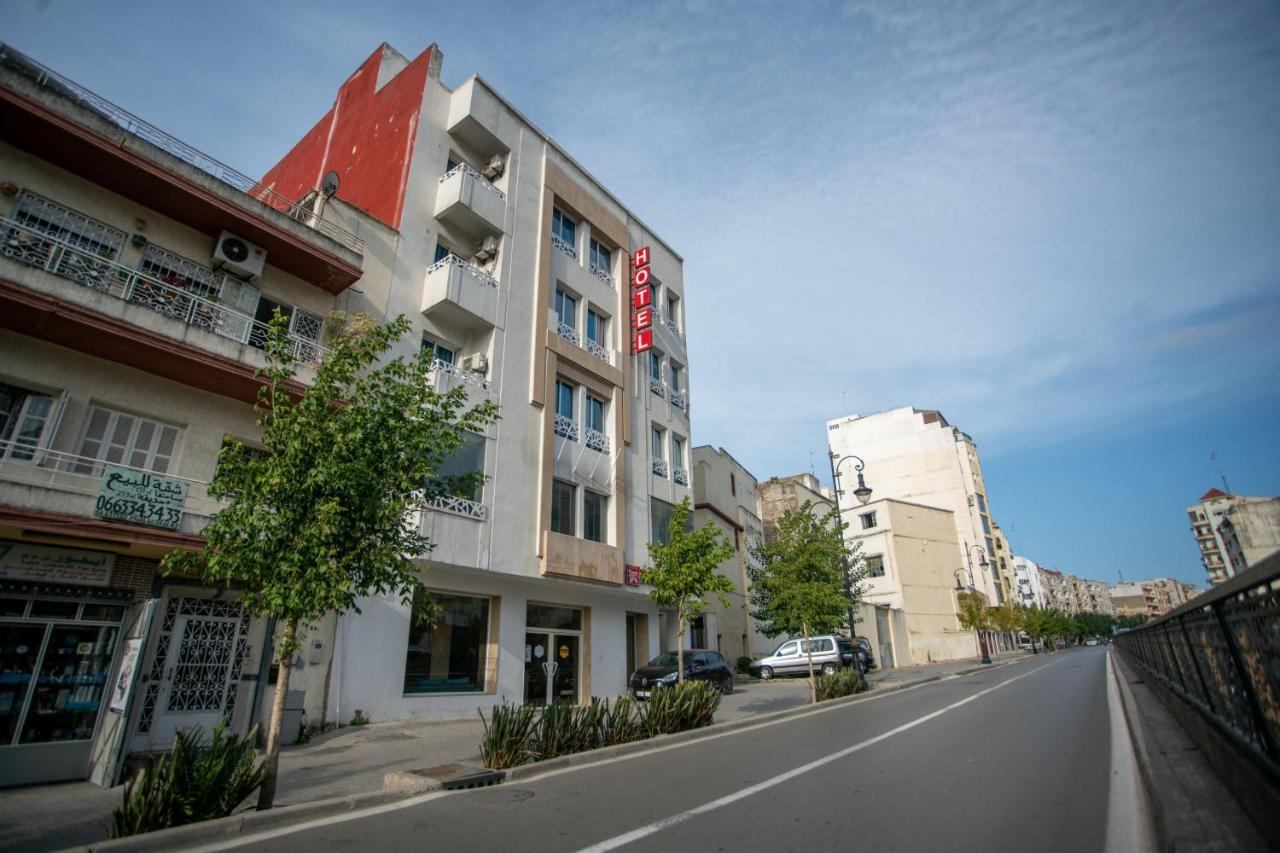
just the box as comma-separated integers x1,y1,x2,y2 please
0,540,134,787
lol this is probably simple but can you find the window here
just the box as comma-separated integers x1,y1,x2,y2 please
975,493,988,515
422,335,456,365
403,591,490,694
981,515,991,535
212,435,269,486
585,395,606,433
650,496,677,544
730,473,737,496
777,641,798,656
802,638,834,653
74,406,181,476
555,380,576,439
589,238,611,272
0,383,59,462
690,617,707,650
586,309,607,347
860,511,877,530
671,436,685,468
446,156,460,173
138,244,222,301
527,603,583,631
668,362,682,394
551,480,576,535
666,292,680,329
552,208,576,246
554,288,578,332
866,555,885,577
433,242,452,264
429,431,486,502
651,425,666,471
6,191,125,264
583,491,606,542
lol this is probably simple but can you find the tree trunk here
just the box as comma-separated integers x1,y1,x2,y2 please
257,617,297,809
802,622,816,704
675,601,684,684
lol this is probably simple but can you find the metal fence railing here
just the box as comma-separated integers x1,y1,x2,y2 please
1114,553,1280,772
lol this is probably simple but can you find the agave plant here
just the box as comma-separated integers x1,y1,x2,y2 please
478,702,538,769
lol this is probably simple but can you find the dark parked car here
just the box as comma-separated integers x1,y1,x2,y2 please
837,637,876,671
630,649,734,698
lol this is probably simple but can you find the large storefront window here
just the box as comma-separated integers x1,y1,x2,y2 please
403,591,490,695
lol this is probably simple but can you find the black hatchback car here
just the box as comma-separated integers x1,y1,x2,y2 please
630,649,735,698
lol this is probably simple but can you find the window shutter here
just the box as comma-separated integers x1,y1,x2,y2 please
125,418,153,469
152,425,179,474
34,390,69,464
76,406,112,470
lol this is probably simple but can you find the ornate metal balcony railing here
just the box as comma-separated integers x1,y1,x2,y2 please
589,264,614,287
0,439,207,487
672,466,689,486
554,414,579,441
422,493,487,521
651,457,669,478
426,253,499,289
582,336,612,365
426,358,489,391
0,43,364,254
584,427,610,454
671,389,688,411
1114,556,1280,774
1,217,328,363
556,320,581,346
649,375,666,398
550,233,578,261
438,163,507,201
665,314,682,336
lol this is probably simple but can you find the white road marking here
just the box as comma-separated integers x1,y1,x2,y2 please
184,655,1042,852
575,657,1064,853
1105,650,1156,853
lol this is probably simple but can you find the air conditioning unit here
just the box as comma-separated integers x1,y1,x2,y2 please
481,154,505,179
461,353,489,374
213,231,267,281
474,236,498,263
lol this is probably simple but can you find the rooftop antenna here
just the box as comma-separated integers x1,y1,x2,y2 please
1210,451,1231,494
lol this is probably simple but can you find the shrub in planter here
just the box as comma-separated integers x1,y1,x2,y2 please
602,696,644,745
110,723,262,838
640,680,720,736
736,656,753,675
479,702,538,769
814,668,866,702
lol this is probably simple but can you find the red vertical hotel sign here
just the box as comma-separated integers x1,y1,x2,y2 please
631,245,652,353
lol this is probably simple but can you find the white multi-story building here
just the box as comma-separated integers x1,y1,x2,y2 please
257,43,693,723
1011,556,1047,609
1184,488,1280,585
0,39,694,786
826,407,1003,606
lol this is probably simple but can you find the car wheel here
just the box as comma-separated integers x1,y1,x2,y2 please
720,677,734,695
821,663,837,676
759,666,773,680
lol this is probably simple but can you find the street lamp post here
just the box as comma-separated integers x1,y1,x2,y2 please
957,543,993,665
828,451,873,682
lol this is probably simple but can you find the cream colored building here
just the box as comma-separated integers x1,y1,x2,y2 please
1218,498,1280,576
0,40,694,785
843,498,978,664
1110,578,1197,619
826,407,1005,607
691,445,767,662
757,472,834,540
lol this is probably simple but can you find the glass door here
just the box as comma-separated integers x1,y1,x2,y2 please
524,632,551,707
550,635,579,704
1,623,47,744
523,632,580,706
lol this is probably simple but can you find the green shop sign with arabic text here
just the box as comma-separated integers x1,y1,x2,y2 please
94,466,189,530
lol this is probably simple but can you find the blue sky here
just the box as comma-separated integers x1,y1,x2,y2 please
7,0,1279,588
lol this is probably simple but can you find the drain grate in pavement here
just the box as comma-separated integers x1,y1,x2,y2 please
440,769,505,790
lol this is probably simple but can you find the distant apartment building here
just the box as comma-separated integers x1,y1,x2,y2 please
990,523,1015,606
1011,556,1047,609
0,40,695,785
843,498,977,664
757,473,833,541
1217,497,1280,576
1035,566,1112,615
1186,488,1280,584
1109,578,1197,619
691,445,767,662
826,407,1005,607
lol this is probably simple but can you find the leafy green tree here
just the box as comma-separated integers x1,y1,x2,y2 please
1074,610,1115,639
991,604,1021,647
956,591,992,661
163,313,497,808
748,501,861,703
1116,613,1149,630
643,497,736,682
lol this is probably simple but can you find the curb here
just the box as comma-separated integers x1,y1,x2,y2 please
69,655,1032,851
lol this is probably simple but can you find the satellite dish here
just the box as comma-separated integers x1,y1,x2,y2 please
321,171,341,198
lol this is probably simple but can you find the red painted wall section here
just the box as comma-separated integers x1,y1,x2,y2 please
260,43,435,231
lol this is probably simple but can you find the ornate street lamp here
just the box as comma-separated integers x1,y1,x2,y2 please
828,452,873,681
959,543,992,664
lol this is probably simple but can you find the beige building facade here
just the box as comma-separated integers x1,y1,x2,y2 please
1218,497,1280,576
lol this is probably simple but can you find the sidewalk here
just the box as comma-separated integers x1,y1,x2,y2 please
0,651,1029,852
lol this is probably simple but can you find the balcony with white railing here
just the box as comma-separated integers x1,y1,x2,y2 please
550,313,617,369
1,216,329,365
673,467,689,486
0,439,217,538
554,414,580,442
550,233,578,261
582,336,613,366
584,427,610,454
422,253,499,331
652,457,669,478
426,358,490,408
416,489,490,569
589,264,614,288
670,389,688,412
434,163,506,236
649,376,666,398
422,493,487,521
555,320,581,347
0,43,364,274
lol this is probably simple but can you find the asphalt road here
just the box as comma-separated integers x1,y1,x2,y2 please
202,648,1142,853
